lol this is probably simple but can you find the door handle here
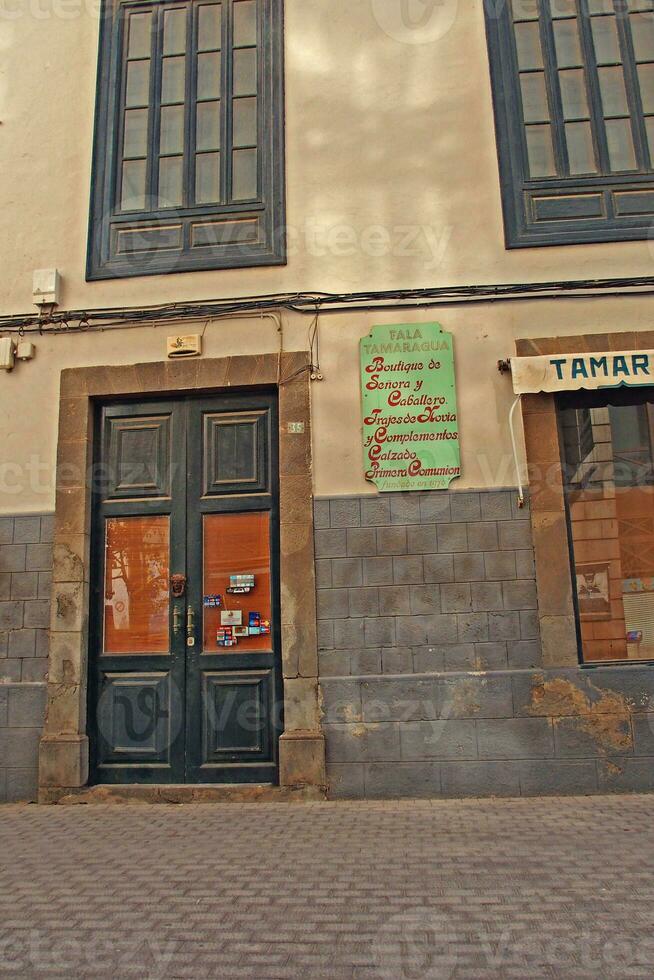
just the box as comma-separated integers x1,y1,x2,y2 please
186,605,196,647
173,606,183,637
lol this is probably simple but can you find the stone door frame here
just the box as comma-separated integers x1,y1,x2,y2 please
39,351,326,801
516,329,654,670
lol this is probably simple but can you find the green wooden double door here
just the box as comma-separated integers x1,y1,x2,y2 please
89,392,283,784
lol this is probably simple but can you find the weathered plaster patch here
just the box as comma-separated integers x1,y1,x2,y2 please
528,676,633,753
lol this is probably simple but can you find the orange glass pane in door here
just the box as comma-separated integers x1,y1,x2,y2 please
103,516,170,654
203,512,272,653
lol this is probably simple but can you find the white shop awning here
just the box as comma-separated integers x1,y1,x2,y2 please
511,349,654,394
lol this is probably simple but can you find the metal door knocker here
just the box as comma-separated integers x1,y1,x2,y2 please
170,574,187,598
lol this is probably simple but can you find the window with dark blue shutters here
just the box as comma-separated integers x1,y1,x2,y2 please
87,0,285,280
485,0,654,247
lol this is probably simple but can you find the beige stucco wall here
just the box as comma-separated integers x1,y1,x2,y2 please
1,0,653,513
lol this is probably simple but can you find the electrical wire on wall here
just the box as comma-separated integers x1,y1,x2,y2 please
0,273,654,337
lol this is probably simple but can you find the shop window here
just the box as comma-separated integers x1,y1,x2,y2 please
485,1,654,247
559,388,654,663
87,0,285,280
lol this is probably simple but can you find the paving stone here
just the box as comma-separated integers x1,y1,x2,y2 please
0,632,7,657
0,574,10,601
453,552,485,582
0,688,7,726
346,528,377,558
330,558,362,588
1,794,654,977
329,498,360,529
554,717,634,758
632,714,654,756
439,674,514,719
375,526,407,556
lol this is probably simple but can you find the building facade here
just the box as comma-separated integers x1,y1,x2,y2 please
2,0,654,802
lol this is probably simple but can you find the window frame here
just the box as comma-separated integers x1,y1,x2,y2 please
484,0,654,248
87,0,286,280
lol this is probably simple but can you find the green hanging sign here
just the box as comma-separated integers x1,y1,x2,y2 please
360,323,460,493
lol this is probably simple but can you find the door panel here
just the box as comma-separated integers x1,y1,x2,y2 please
89,392,281,785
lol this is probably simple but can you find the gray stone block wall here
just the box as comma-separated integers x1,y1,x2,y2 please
315,491,654,800
0,514,52,802
315,490,540,677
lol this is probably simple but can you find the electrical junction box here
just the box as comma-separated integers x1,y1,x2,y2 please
33,269,60,306
0,338,15,371
167,334,202,358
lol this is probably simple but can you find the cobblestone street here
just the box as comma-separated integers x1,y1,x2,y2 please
1,795,653,979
